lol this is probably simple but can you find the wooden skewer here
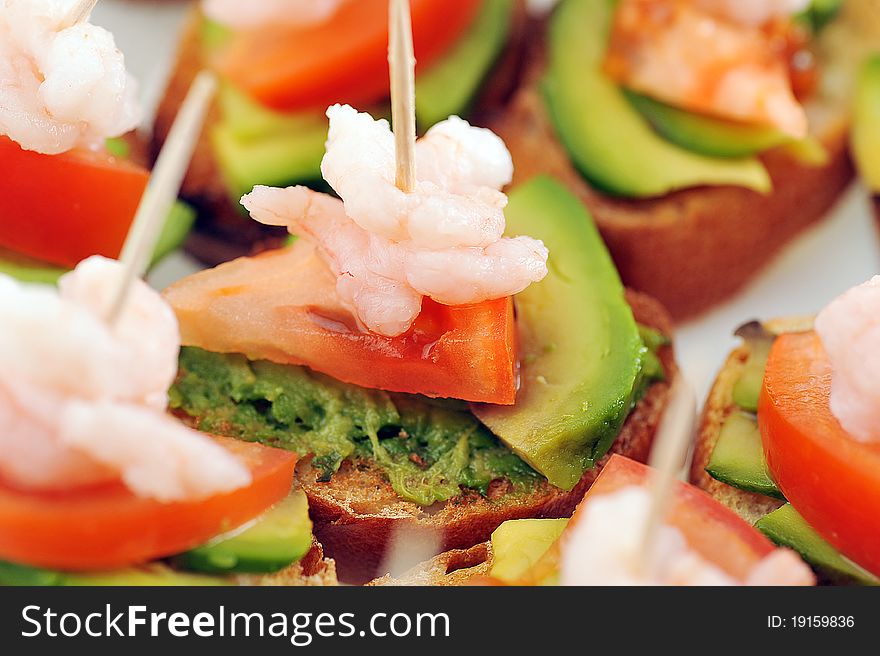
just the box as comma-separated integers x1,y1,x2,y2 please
388,0,417,193
105,71,218,324
636,377,697,577
64,0,99,28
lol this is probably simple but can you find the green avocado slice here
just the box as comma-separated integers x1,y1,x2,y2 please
176,491,314,575
415,0,515,129
853,53,880,193
756,504,880,586
542,0,771,197
626,92,827,164
472,177,646,490
489,518,567,584
706,412,784,499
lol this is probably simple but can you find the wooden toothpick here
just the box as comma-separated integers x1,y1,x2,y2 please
388,0,417,193
105,71,218,324
636,378,697,577
63,0,99,28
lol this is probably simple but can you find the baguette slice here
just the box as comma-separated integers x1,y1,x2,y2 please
151,3,529,266
689,318,813,525
298,289,675,583
490,22,853,321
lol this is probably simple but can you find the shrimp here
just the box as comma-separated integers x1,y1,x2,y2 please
202,0,343,30
0,0,140,155
605,0,808,138
0,257,251,500
560,486,814,586
321,105,513,249
815,276,880,443
243,105,547,338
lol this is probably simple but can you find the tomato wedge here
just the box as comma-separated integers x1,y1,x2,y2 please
580,455,776,580
163,241,518,404
217,0,481,111
0,437,296,571
760,331,880,576
0,137,149,269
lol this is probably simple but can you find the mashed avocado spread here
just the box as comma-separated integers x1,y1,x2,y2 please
170,348,542,506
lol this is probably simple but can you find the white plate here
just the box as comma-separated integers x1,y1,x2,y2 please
95,0,880,405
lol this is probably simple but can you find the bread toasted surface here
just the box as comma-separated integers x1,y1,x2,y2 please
491,26,853,322
152,3,529,266
300,289,675,583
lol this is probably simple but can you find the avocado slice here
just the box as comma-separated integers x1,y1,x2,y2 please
177,491,313,574
489,518,568,584
212,122,327,201
415,0,515,129
756,504,880,586
542,0,771,197
853,54,880,193
706,412,784,499
0,561,225,587
626,92,827,164
730,327,775,413
473,177,646,490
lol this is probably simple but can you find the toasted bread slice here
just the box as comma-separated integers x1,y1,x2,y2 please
490,23,853,321
689,317,813,525
234,539,338,587
298,289,675,583
152,3,529,266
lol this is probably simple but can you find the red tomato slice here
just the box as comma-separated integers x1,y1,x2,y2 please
217,0,481,111
760,331,880,576
579,455,775,580
0,437,296,571
0,137,149,269
164,241,518,404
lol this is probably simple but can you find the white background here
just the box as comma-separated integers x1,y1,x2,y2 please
95,0,880,406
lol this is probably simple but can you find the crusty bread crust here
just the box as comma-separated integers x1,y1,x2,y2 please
301,289,676,583
491,23,854,322
690,318,814,525
152,3,530,265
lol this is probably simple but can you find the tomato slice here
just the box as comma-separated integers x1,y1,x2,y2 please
0,437,296,571
0,137,149,269
760,331,880,576
580,455,775,580
217,0,481,111
164,241,518,404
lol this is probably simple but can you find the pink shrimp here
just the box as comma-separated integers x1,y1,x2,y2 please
605,0,809,138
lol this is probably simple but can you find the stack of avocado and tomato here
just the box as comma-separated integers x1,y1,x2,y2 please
153,0,524,263
0,483,327,587
697,323,879,586
0,135,195,285
165,177,673,582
